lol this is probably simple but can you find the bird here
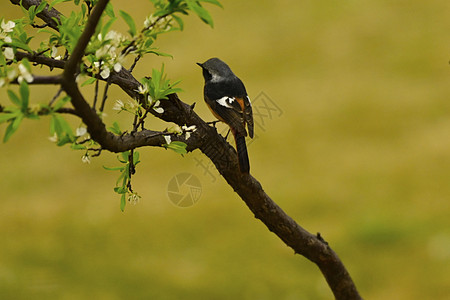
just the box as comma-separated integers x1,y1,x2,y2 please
197,58,254,173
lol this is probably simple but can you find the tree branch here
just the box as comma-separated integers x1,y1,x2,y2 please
10,0,61,30
8,1,363,299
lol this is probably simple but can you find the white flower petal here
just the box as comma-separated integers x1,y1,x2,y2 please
81,154,91,164
76,127,87,137
113,62,122,72
100,67,110,79
3,47,14,60
154,106,164,114
48,133,58,142
163,135,171,144
1,20,15,33
112,99,124,111
51,45,58,58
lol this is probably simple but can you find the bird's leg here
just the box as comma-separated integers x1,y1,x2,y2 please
206,120,220,128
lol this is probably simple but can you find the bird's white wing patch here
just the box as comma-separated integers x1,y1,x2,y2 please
216,96,234,108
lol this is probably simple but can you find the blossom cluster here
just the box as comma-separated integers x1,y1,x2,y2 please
0,20,34,86
85,30,126,79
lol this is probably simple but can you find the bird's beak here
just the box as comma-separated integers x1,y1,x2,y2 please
196,62,203,68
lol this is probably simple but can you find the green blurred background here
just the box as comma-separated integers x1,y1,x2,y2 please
1,0,450,299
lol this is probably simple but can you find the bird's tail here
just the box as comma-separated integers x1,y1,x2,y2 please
235,134,250,173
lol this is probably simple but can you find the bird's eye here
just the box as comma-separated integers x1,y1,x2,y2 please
202,68,212,81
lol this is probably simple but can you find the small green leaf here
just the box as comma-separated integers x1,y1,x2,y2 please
19,81,29,113
114,186,127,194
105,2,116,18
7,90,21,107
103,165,125,171
108,121,122,135
165,141,188,155
80,77,97,87
133,151,140,165
172,15,184,31
0,112,18,124
36,1,48,14
70,143,87,150
185,0,214,27
120,151,130,163
56,133,75,146
119,10,136,36
3,114,24,143
120,193,126,211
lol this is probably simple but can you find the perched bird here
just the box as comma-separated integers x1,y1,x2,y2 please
197,58,254,173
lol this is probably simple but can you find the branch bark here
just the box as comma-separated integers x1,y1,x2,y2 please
8,1,363,299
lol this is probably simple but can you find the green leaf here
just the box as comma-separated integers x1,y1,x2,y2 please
165,141,188,155
56,133,75,146
103,165,125,171
0,112,18,124
108,121,122,135
114,186,127,194
133,151,140,165
3,114,23,143
7,90,21,107
185,0,214,27
119,10,136,36
50,113,75,146
105,2,116,18
120,193,126,211
80,77,97,87
36,1,48,14
172,14,184,31
19,81,29,113
70,143,86,150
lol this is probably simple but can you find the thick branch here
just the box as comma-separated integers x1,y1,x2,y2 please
9,1,363,299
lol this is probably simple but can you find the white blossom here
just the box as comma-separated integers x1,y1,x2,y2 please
50,45,62,60
81,153,91,164
4,36,11,43
182,125,197,132
137,83,149,95
76,127,87,137
48,133,58,142
113,62,122,72
163,135,171,144
100,65,110,79
1,20,15,33
0,78,5,87
153,100,164,113
18,63,33,83
112,99,124,111
128,192,140,205
154,106,164,114
7,69,17,81
3,47,14,60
